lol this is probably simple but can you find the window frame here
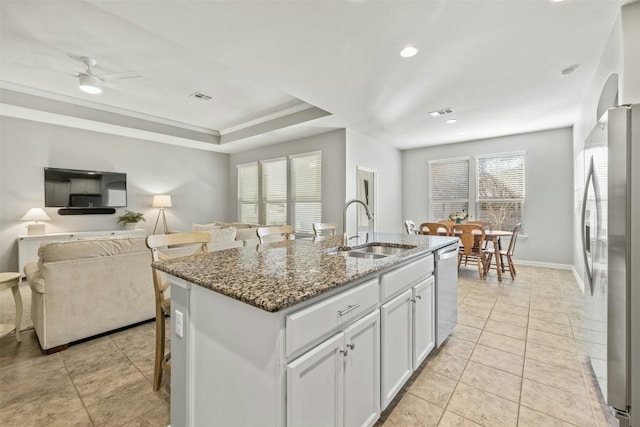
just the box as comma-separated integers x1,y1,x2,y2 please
428,156,471,222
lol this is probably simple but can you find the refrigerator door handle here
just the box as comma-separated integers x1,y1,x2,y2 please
581,156,595,293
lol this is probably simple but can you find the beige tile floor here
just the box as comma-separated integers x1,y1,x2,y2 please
0,265,619,426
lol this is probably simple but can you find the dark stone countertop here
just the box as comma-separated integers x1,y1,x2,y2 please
152,232,457,312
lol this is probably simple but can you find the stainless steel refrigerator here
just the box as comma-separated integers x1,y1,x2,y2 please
581,103,638,427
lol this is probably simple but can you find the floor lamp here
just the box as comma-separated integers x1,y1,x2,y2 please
152,195,172,234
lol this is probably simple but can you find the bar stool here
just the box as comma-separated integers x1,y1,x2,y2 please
0,272,23,342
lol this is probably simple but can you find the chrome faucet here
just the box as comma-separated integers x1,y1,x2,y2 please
342,198,374,245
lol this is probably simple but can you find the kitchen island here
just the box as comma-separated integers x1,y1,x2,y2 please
152,232,458,427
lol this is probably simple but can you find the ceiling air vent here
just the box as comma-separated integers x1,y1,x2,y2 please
190,91,212,101
429,108,454,117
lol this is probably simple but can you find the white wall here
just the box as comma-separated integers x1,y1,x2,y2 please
402,127,574,265
0,116,229,271
228,129,347,230
345,130,403,234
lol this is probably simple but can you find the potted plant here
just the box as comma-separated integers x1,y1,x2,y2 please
117,210,146,230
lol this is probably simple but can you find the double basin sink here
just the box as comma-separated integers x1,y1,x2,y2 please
326,242,417,260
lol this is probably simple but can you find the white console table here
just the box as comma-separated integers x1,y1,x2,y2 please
17,229,146,276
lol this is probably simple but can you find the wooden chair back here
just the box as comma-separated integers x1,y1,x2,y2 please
418,222,451,236
404,220,417,235
506,223,522,255
452,224,485,256
145,231,210,390
257,225,293,244
438,220,455,229
312,222,337,236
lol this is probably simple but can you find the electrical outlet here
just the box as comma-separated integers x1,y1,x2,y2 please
175,309,183,338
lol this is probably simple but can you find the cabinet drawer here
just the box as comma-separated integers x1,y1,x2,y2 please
380,255,433,301
286,279,378,358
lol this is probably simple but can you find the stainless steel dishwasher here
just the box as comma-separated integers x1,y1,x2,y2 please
435,244,459,347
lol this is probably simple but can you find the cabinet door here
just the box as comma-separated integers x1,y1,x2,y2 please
413,276,435,370
380,288,413,410
287,332,344,427
343,310,380,427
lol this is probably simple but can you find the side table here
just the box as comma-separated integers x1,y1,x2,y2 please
0,272,23,342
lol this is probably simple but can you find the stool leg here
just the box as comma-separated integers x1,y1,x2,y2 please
12,283,22,342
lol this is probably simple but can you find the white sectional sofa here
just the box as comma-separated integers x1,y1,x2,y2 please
24,232,244,353
24,236,155,353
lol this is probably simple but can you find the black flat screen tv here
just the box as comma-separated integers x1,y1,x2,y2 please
44,167,127,208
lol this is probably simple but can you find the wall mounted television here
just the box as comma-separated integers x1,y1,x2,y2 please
44,167,127,209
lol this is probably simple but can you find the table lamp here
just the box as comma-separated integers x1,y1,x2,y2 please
152,195,172,234
21,208,51,235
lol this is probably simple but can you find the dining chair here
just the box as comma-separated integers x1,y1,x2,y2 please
485,223,521,279
452,223,487,278
418,222,451,236
312,222,337,236
404,220,417,235
438,219,455,230
145,231,210,391
257,225,293,244
467,221,493,249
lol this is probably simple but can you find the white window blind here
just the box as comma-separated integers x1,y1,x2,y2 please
237,162,259,224
261,158,287,225
476,152,525,231
291,151,322,234
429,158,469,221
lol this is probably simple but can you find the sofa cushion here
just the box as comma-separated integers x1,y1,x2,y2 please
191,222,222,232
208,227,237,242
235,227,259,241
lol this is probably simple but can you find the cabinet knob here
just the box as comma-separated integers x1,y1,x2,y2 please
340,349,349,356
347,343,355,351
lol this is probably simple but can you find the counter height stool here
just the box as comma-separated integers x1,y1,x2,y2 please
312,222,337,236
146,232,210,391
257,225,293,244
0,272,23,342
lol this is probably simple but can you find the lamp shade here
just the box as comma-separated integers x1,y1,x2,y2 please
152,194,172,208
21,208,51,221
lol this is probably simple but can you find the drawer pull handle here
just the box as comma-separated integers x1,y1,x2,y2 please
338,303,360,316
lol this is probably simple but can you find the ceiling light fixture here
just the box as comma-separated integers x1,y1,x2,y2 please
400,46,418,58
446,119,458,124
78,73,102,94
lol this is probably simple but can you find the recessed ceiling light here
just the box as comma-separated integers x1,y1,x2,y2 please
446,119,458,124
429,108,454,117
561,64,579,76
400,46,418,58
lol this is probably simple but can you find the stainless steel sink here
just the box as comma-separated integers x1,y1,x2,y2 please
326,242,417,259
327,250,388,259
356,244,416,255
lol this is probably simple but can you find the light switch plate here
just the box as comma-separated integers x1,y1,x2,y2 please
175,309,183,338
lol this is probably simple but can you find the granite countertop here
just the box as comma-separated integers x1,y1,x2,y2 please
152,232,457,312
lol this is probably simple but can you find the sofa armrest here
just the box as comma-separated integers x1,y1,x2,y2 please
24,262,46,294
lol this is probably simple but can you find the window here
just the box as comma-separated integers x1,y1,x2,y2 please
476,152,525,231
429,158,469,221
237,151,322,233
237,162,259,224
261,158,287,226
291,151,322,234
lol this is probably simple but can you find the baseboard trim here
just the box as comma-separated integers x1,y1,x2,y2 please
572,266,586,294
512,258,573,270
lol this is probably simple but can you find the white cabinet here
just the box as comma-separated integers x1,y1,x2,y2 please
288,310,380,427
412,276,435,370
380,289,413,409
380,275,435,409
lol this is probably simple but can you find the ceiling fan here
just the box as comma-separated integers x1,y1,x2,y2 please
72,56,141,95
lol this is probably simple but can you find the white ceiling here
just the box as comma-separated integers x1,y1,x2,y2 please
0,0,624,153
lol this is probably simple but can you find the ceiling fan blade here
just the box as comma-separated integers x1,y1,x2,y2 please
98,72,143,81
13,61,78,77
